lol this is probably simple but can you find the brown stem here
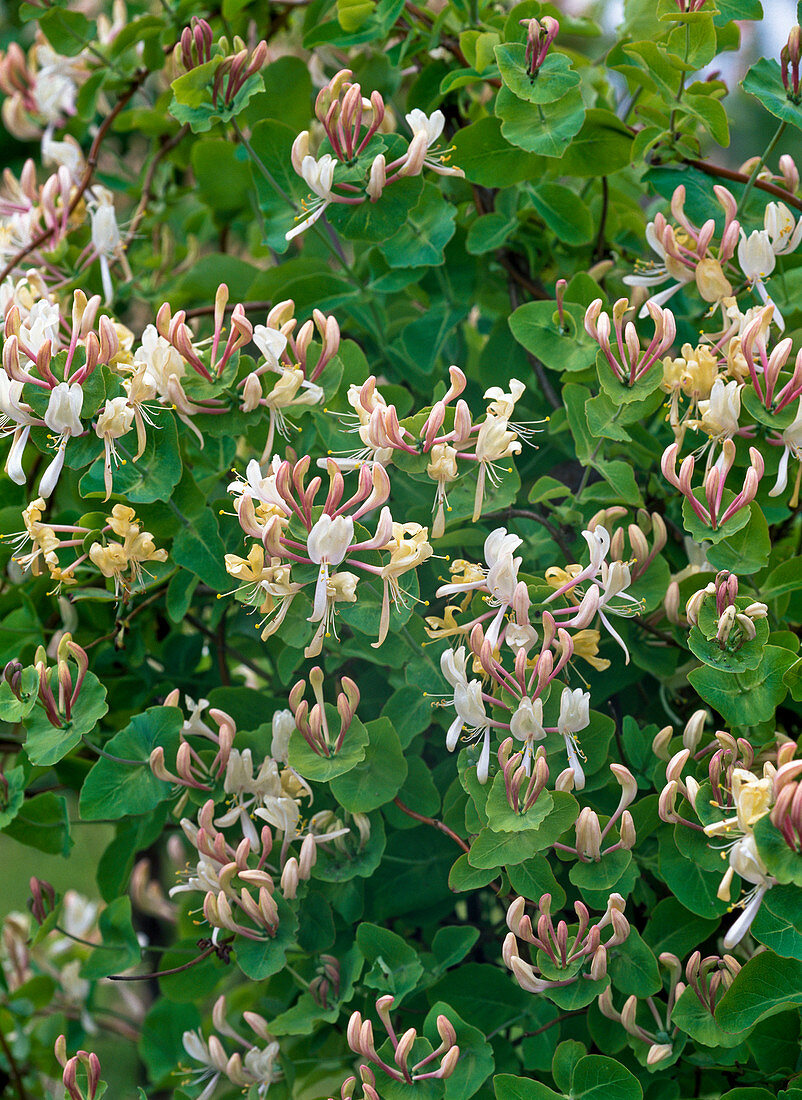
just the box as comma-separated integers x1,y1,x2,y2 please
107,936,233,981
0,1025,28,1100
184,614,269,680
393,796,470,853
520,1011,579,1039
503,508,574,561
123,123,191,247
683,157,802,214
0,70,149,284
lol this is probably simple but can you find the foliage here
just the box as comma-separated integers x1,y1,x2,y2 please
0,1,801,1099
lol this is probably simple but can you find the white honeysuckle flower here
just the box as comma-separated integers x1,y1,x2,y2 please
441,645,470,691
286,154,338,242
509,696,546,773
41,132,84,181
695,377,741,442
89,187,123,304
271,708,294,764
367,153,386,201
764,201,802,256
403,107,464,178
135,324,186,396
623,220,695,317
769,397,802,497
406,107,446,147
243,1042,282,1090
307,513,355,623
558,686,590,790
33,69,79,124
40,381,84,498
181,1030,223,1100
738,228,784,330
21,298,60,354
252,324,288,369
722,834,773,950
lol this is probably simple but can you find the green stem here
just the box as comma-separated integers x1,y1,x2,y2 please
736,120,788,217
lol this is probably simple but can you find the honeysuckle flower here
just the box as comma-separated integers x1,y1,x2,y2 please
86,187,127,304
764,200,802,256
39,381,83,498
427,442,459,538
375,522,433,647
402,109,465,178
558,686,590,790
472,415,522,521
286,153,338,241
271,709,294,764
769,397,802,502
738,228,783,330
95,395,135,499
509,696,546,774
307,513,355,614
252,324,288,369
691,377,741,447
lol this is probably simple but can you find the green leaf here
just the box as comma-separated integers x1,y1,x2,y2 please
288,712,370,781
81,897,141,979
494,1074,562,1099
688,645,796,726
753,814,802,887
495,46,581,104
497,85,585,156
381,184,457,268
0,766,25,830
671,986,748,1048
705,504,771,574
555,109,634,177
3,791,71,856
191,139,253,214
0,666,38,723
715,951,802,1032
79,706,183,821
449,853,499,891
485,773,554,832
467,213,516,255
426,1003,494,1100
467,826,542,869
509,300,598,373
357,922,424,1000
80,415,182,503
508,853,567,909
432,926,480,970
531,183,595,245
571,1054,642,1099
570,849,632,892
235,895,299,979
742,57,802,131
38,7,94,55
608,928,661,997
330,717,408,812
751,884,802,959
24,672,108,766
172,507,231,591
450,117,547,187
140,1000,200,1082
687,617,769,672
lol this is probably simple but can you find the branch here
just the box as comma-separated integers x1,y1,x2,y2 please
392,796,470,853
0,1025,28,1100
0,69,148,284
683,156,802,214
123,123,191,247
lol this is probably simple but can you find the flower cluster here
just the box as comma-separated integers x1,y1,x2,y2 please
503,892,630,994
287,68,464,241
